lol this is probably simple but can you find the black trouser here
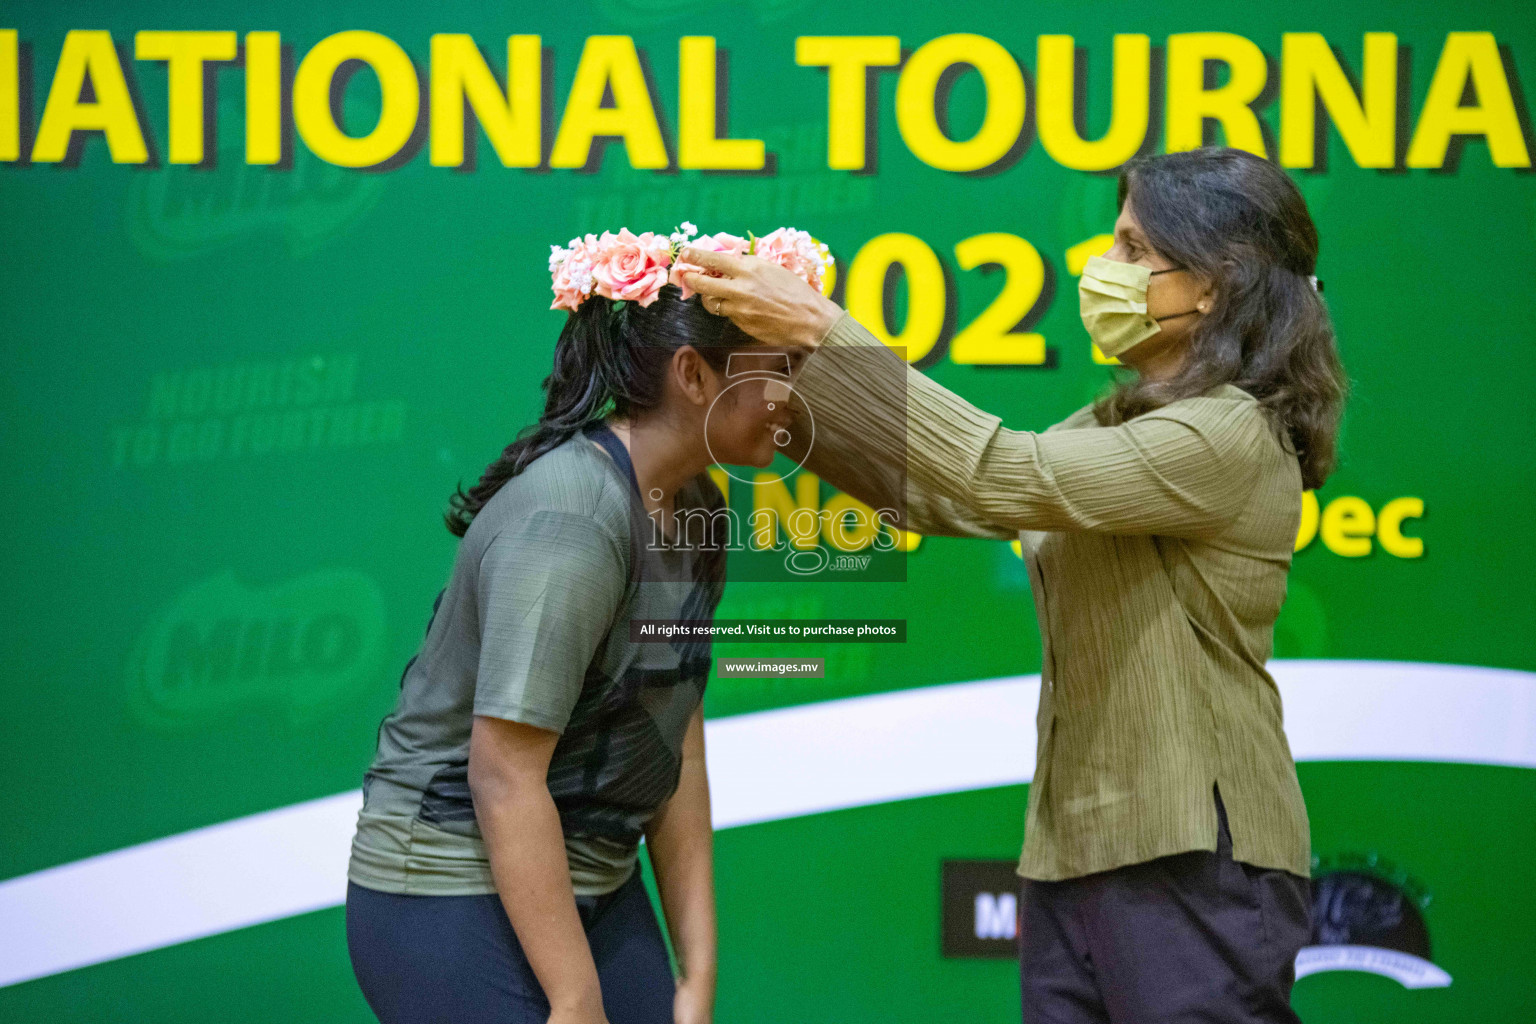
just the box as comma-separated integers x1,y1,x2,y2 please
346,870,674,1024
1019,787,1312,1023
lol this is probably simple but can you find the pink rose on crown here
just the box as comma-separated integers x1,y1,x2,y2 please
549,234,599,312
754,227,832,291
669,232,750,300
589,228,673,307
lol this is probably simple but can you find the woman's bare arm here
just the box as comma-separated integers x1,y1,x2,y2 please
643,706,716,1024
469,714,609,1024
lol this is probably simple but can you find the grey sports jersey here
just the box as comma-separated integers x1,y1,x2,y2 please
349,424,726,895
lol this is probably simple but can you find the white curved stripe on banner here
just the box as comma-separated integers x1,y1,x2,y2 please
0,659,1532,988
1294,945,1454,988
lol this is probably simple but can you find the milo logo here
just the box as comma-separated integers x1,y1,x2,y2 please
127,98,385,261
128,569,386,727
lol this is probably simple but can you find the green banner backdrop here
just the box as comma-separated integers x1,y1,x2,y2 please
3,1,1534,1020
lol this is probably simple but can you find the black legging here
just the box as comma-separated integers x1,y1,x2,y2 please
346,870,674,1024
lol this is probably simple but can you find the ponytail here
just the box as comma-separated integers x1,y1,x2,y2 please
444,284,747,537
444,299,616,537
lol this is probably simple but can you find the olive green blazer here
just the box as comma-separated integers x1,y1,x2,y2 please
788,310,1311,881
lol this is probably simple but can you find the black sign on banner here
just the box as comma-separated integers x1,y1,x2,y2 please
940,859,1022,959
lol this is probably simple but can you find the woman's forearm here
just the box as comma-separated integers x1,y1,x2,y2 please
472,757,605,1017
788,311,1017,540
647,771,717,985
644,710,717,991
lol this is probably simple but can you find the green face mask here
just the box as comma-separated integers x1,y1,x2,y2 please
1077,254,1198,358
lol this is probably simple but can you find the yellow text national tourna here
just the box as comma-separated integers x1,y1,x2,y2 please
1,30,1529,172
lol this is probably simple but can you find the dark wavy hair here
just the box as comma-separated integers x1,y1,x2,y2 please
445,283,753,537
1095,147,1349,490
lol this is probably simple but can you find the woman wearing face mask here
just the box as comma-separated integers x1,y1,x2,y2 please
674,148,1348,1022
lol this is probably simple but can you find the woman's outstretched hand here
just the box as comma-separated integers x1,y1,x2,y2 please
675,248,844,350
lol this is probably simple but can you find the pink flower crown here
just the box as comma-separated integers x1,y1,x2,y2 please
549,222,833,313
